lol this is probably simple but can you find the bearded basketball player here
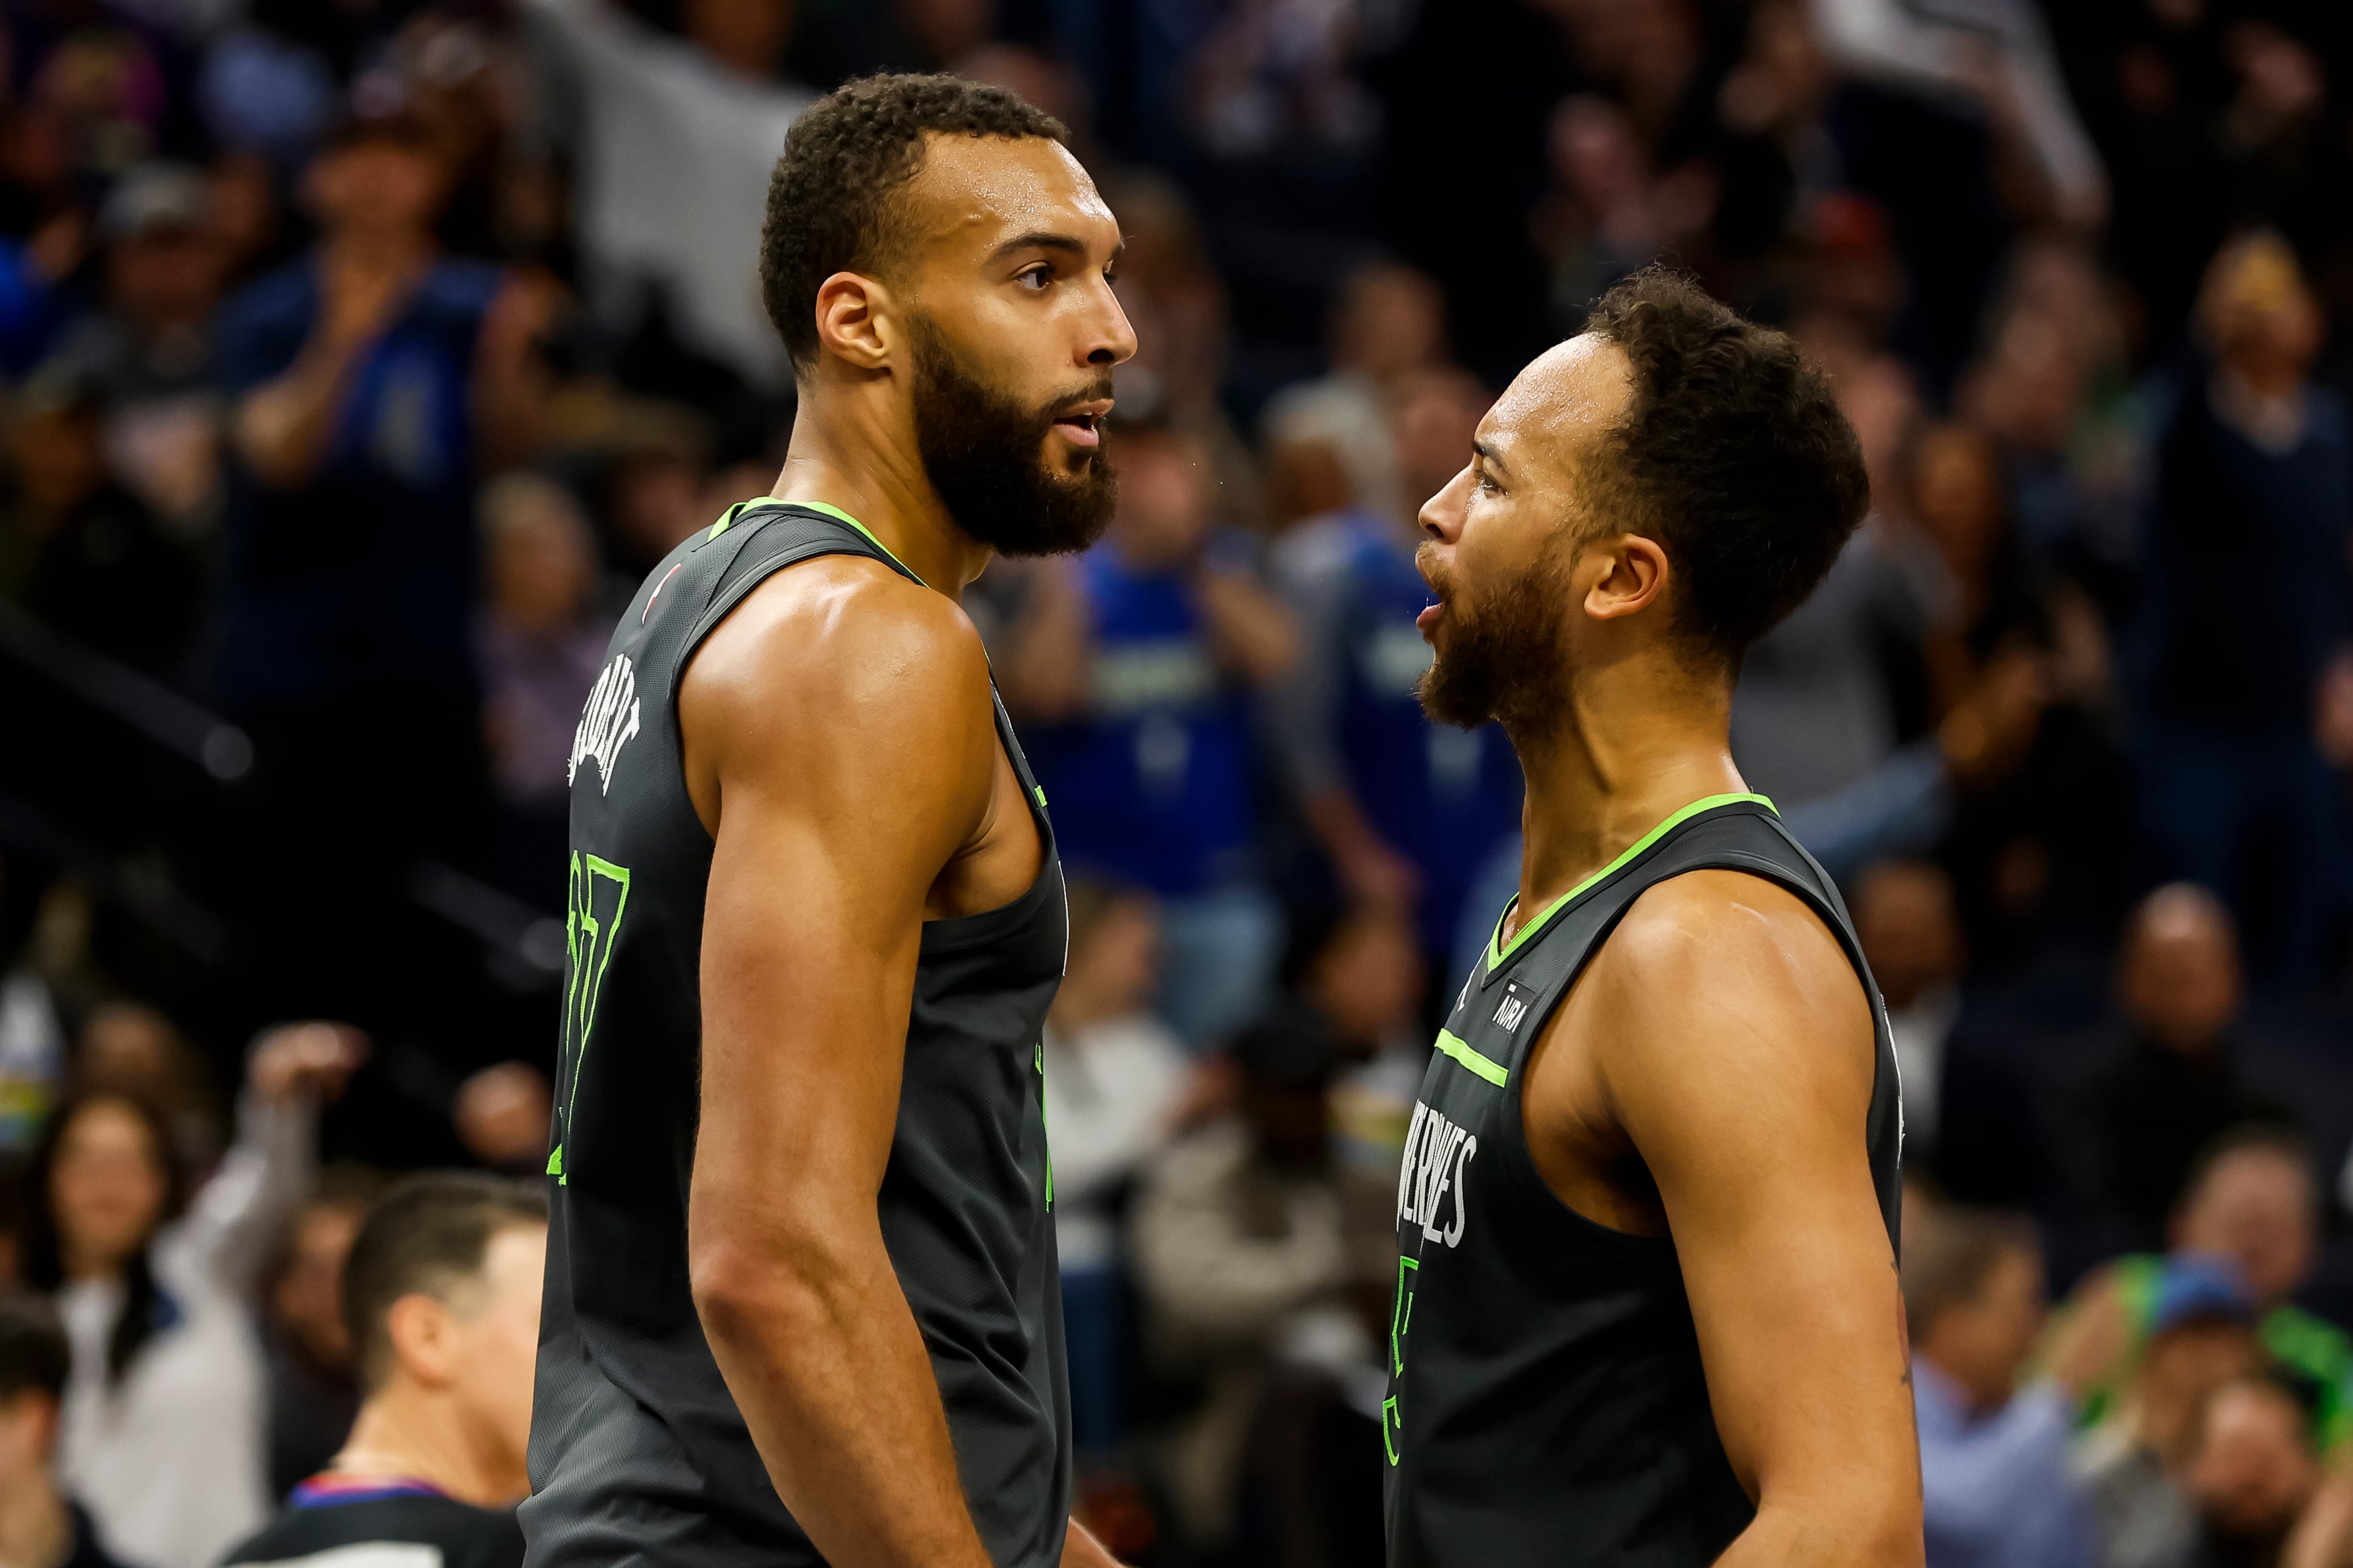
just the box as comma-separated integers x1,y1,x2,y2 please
522,77,1128,1568
1384,270,1923,1567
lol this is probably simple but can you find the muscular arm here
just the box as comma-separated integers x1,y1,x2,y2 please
681,562,1002,1568
1539,872,1922,1565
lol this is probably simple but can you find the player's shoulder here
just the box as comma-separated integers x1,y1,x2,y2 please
1588,868,1865,1049
689,552,991,720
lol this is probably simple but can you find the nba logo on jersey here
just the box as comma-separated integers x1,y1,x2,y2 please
1492,988,1529,1033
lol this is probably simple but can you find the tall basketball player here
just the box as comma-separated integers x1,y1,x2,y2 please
1384,270,1922,1566
522,76,1131,1568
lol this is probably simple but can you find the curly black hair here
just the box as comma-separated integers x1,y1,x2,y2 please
1583,268,1869,668
760,72,1067,371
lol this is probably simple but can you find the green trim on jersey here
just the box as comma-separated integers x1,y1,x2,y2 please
706,500,930,588
1487,792,1777,972
1433,1028,1508,1087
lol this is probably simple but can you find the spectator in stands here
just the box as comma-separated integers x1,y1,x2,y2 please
1042,879,1192,1462
215,106,532,1020
1854,861,1965,1157
1260,261,1448,528
1270,368,1519,961
2179,1373,2329,1568
2048,1127,2352,1456
1004,420,1297,1043
2134,233,2353,981
71,1003,218,1174
2079,887,2290,1239
475,472,608,912
222,1174,543,1568
25,1021,361,1568
2073,1256,2260,1568
44,162,228,536
1904,1203,2098,1568
1131,1017,1349,1548
0,363,198,678
0,1296,119,1568
261,1168,385,1501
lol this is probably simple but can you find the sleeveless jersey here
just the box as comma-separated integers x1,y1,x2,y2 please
521,502,1072,1568
1382,794,1902,1568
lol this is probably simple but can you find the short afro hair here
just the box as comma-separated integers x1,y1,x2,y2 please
760,73,1068,371
1583,268,1869,667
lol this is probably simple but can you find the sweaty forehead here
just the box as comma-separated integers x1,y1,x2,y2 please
900,132,1115,262
1481,334,1633,484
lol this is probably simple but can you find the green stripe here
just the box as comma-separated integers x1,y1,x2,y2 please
791,500,927,587
1433,1027,1508,1086
1487,792,1777,972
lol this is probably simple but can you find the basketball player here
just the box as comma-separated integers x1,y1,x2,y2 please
522,76,1131,1568
1384,270,1922,1566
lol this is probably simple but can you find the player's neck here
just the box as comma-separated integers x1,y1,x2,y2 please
771,391,993,597
331,1380,522,1509
1507,681,1743,939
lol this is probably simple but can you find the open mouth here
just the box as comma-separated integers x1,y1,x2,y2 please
1052,400,1112,449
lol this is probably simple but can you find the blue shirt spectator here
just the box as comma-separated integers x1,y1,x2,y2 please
1004,424,1298,1042
1271,507,1519,956
215,251,501,708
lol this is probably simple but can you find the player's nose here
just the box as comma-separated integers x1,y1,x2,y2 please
1419,463,1473,543
1082,281,1139,369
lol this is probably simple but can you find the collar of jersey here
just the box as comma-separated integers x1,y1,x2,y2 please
707,499,928,588
1484,792,1776,977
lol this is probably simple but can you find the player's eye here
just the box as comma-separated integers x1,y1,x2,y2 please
1016,265,1053,291
1474,468,1500,494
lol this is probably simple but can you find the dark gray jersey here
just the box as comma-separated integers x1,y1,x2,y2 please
522,502,1071,1567
1384,794,1901,1568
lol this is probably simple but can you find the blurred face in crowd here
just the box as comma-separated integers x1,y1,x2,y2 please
486,488,598,637
108,224,225,333
2201,234,2323,397
2175,1147,2317,1307
894,131,1134,556
1854,861,1963,1011
1414,333,1635,735
2185,1379,2319,1543
1104,428,1212,570
2120,885,2242,1056
610,451,708,570
1305,906,1426,1053
306,135,448,243
274,1200,367,1371
50,1098,169,1279
1391,367,1491,519
684,0,792,78
1918,1242,2045,1412
1058,894,1161,1024
76,1002,182,1104
1907,422,2005,584
2138,1318,2259,1462
1332,263,1444,385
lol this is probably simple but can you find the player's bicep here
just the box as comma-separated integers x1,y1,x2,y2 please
1598,877,1909,1503
689,590,995,1211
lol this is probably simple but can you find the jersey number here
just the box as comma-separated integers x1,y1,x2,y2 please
548,853,632,1183
1384,1255,1417,1466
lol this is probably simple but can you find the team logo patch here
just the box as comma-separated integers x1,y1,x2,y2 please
570,655,643,795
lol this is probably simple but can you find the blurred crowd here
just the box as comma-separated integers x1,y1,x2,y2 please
0,0,2348,1565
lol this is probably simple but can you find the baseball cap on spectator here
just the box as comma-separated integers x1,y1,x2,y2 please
2152,1253,2258,1335
98,163,211,243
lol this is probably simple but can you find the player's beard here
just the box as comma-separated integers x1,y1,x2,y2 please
910,313,1118,558
1416,534,1576,736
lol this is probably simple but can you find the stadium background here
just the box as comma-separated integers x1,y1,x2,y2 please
3,0,2353,1563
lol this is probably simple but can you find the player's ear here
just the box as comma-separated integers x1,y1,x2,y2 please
1581,533,1669,622
813,272,895,372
